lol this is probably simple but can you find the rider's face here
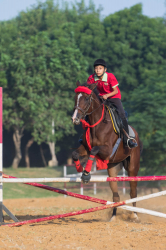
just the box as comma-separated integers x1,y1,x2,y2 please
94,65,106,77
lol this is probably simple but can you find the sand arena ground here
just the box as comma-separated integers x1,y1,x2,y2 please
0,191,166,250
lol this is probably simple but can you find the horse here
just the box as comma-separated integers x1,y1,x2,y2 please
71,81,142,221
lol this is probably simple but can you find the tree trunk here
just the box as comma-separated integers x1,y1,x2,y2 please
25,137,34,168
40,144,47,167
12,129,23,169
48,142,58,167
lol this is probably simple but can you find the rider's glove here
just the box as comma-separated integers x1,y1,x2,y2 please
81,170,91,184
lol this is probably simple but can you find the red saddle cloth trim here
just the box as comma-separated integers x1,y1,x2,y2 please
81,105,109,170
75,86,92,95
96,156,109,170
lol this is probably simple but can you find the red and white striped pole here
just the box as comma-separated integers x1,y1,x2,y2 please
0,87,3,223
0,88,19,224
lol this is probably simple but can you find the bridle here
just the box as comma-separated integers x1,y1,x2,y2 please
74,94,92,118
74,89,103,119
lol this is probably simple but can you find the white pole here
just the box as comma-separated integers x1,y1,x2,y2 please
123,168,126,195
93,183,97,195
106,189,166,205
108,202,166,219
63,166,67,198
2,176,166,183
80,182,83,195
63,165,67,177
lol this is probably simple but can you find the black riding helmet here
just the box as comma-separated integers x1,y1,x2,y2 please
94,59,107,68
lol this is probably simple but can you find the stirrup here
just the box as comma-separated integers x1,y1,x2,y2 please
127,137,137,149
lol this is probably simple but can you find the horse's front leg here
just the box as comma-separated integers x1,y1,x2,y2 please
81,145,108,183
72,144,88,173
78,146,100,183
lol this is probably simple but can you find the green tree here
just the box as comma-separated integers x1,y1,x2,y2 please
103,4,166,101
1,29,88,168
129,73,166,174
1,0,166,171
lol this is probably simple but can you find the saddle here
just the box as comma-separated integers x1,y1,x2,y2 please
105,105,135,138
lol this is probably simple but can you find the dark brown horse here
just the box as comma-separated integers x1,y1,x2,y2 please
72,81,142,221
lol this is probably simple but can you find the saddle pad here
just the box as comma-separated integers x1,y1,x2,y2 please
106,105,119,134
128,125,135,138
106,106,135,138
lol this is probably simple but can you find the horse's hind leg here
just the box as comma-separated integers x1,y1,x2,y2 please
107,162,123,222
128,148,140,220
129,179,138,220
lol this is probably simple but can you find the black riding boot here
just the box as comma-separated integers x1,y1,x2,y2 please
122,118,128,145
122,118,138,149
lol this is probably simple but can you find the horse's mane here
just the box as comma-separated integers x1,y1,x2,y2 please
81,82,102,103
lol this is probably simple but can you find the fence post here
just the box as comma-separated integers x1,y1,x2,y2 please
80,182,83,195
123,168,126,195
93,162,97,195
93,183,97,195
64,166,67,197
63,165,67,177
0,88,19,224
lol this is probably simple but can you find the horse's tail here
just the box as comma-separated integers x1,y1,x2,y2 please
139,139,143,155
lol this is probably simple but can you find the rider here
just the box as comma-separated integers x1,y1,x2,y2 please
87,58,137,149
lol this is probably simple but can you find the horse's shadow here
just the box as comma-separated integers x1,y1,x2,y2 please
3,215,102,226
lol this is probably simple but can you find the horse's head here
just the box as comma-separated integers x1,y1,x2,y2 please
72,81,97,125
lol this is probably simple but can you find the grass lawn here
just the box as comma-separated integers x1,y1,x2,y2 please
3,167,65,199
2,166,111,200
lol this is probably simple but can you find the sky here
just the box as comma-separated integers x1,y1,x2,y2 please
0,0,165,21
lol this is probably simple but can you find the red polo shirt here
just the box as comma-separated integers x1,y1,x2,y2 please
87,72,121,99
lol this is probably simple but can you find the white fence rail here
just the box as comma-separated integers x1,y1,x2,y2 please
63,164,126,195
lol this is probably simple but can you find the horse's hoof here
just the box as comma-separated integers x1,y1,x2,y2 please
109,215,116,222
130,213,139,221
122,213,129,220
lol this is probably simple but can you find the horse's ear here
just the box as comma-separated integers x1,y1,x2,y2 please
76,80,81,87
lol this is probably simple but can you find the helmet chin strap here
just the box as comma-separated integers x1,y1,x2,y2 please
98,72,105,78
94,71,105,79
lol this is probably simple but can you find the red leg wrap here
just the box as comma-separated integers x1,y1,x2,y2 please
85,155,95,172
74,160,83,173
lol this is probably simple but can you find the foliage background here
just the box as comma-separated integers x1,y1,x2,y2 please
0,0,166,174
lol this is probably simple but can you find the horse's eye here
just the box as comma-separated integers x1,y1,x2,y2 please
85,97,89,101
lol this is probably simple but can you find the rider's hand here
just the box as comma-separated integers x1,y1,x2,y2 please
81,170,91,184
102,94,108,100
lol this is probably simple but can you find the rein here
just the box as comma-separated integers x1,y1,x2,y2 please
74,85,105,151
81,105,104,151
